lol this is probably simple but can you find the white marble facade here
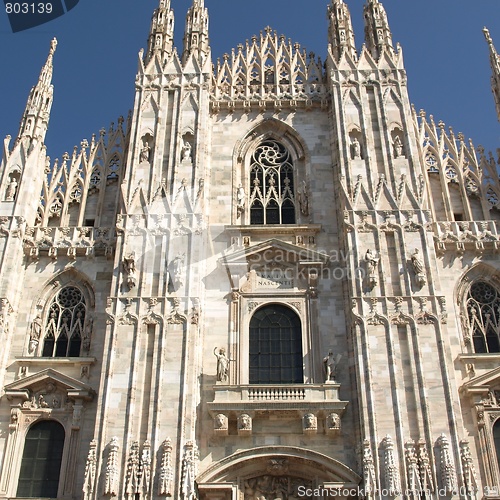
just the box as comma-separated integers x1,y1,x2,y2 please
0,1,500,499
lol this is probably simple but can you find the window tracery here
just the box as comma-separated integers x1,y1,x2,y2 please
249,140,296,225
466,281,500,353
41,286,87,357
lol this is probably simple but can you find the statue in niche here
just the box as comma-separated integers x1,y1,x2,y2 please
236,185,245,216
351,136,361,159
213,347,229,382
364,249,379,277
172,253,185,287
364,249,379,288
28,314,43,354
410,248,426,287
139,139,151,163
82,315,93,352
181,141,192,162
323,350,341,383
5,176,18,201
122,252,137,290
393,136,404,158
297,180,309,216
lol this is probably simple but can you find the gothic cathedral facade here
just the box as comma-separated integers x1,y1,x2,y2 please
1,0,500,498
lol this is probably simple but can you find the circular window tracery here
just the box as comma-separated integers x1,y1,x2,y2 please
42,286,86,357
249,140,296,225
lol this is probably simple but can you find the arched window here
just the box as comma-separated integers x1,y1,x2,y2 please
42,286,86,357
17,420,65,498
249,304,303,384
466,281,500,353
249,140,296,225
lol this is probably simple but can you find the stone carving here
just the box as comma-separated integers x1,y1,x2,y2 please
123,252,137,290
28,314,42,354
139,139,151,163
323,350,341,383
417,439,435,493
351,136,362,159
303,413,317,433
214,347,229,382
126,441,140,495
181,441,199,500
326,412,341,433
158,438,174,497
83,439,97,499
364,249,379,288
172,253,185,288
139,440,151,495
104,437,120,496
181,141,192,162
214,413,228,434
297,180,310,216
244,475,311,500
410,248,426,287
5,176,18,201
437,434,457,494
236,184,245,217
363,439,377,499
82,315,93,352
460,440,478,497
405,440,422,493
238,413,252,435
393,136,404,158
382,435,401,495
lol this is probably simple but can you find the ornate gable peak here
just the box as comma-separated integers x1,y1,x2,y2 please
5,368,94,401
213,27,325,101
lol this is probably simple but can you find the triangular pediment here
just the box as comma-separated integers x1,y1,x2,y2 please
221,238,329,267
5,368,94,402
460,365,500,400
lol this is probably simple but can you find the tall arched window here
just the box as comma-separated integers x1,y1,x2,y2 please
249,304,303,384
249,140,296,225
17,420,65,498
466,281,500,353
42,286,86,357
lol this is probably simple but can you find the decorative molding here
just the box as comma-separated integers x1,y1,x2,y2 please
181,441,199,500
104,437,120,496
382,435,401,495
437,434,457,494
158,438,174,497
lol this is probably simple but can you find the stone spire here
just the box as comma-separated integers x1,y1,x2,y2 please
484,27,500,122
18,38,57,143
146,0,175,64
363,0,394,60
182,0,210,65
328,0,357,61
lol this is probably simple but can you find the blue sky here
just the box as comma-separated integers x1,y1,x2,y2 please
0,0,499,158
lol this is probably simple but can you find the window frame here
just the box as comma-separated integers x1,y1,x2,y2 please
248,304,304,384
237,297,315,385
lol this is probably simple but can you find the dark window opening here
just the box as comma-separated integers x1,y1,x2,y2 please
17,420,65,498
249,304,303,384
